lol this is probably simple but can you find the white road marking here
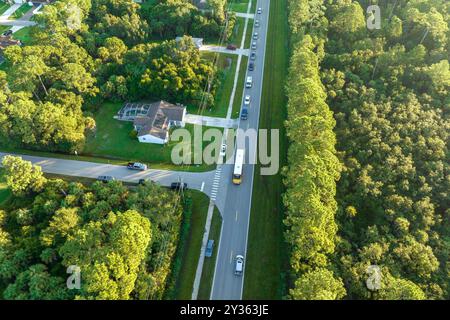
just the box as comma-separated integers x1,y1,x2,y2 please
200,181,205,192
230,250,233,264
235,210,238,221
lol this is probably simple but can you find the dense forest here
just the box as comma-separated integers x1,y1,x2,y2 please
0,155,184,299
284,0,449,299
0,0,232,153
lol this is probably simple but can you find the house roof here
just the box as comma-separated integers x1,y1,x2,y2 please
129,101,185,139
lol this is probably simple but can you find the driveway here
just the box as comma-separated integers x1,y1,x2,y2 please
235,12,255,19
0,20,36,27
200,45,250,56
184,114,239,128
0,4,21,21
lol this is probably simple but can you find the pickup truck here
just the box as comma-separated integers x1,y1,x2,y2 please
127,162,148,171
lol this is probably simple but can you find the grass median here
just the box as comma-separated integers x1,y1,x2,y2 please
173,191,212,299
243,0,289,299
198,52,238,118
198,208,222,299
231,55,248,119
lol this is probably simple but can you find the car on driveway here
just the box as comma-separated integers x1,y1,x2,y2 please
170,182,188,190
253,32,259,40
2,30,13,37
226,44,237,50
248,62,255,71
127,162,147,171
138,179,148,185
205,240,215,257
250,52,256,60
244,95,251,105
235,255,244,275
97,176,115,183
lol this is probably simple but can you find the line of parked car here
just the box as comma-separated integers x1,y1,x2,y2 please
240,7,263,122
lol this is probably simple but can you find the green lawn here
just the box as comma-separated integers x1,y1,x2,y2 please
243,0,289,299
231,55,248,119
197,208,222,300
229,17,245,46
198,52,237,118
174,191,212,299
244,19,254,49
228,0,250,13
0,168,11,207
0,25,9,34
83,102,220,171
12,27,33,45
9,3,33,20
0,2,10,15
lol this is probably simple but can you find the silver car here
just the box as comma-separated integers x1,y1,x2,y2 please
235,255,244,276
251,41,257,50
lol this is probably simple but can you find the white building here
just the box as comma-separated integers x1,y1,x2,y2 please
115,101,186,145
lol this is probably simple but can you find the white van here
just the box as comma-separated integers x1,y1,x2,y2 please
246,76,253,88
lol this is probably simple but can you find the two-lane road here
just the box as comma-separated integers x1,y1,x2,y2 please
0,152,216,197
211,0,271,300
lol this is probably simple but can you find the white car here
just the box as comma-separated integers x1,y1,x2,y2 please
257,7,262,14
127,162,148,171
235,255,244,276
255,20,260,27
253,32,259,40
251,41,257,50
244,95,251,105
220,143,227,156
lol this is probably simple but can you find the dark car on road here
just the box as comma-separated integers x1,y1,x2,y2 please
250,52,256,60
248,62,254,71
205,240,215,257
241,108,248,120
170,182,188,190
97,176,115,183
